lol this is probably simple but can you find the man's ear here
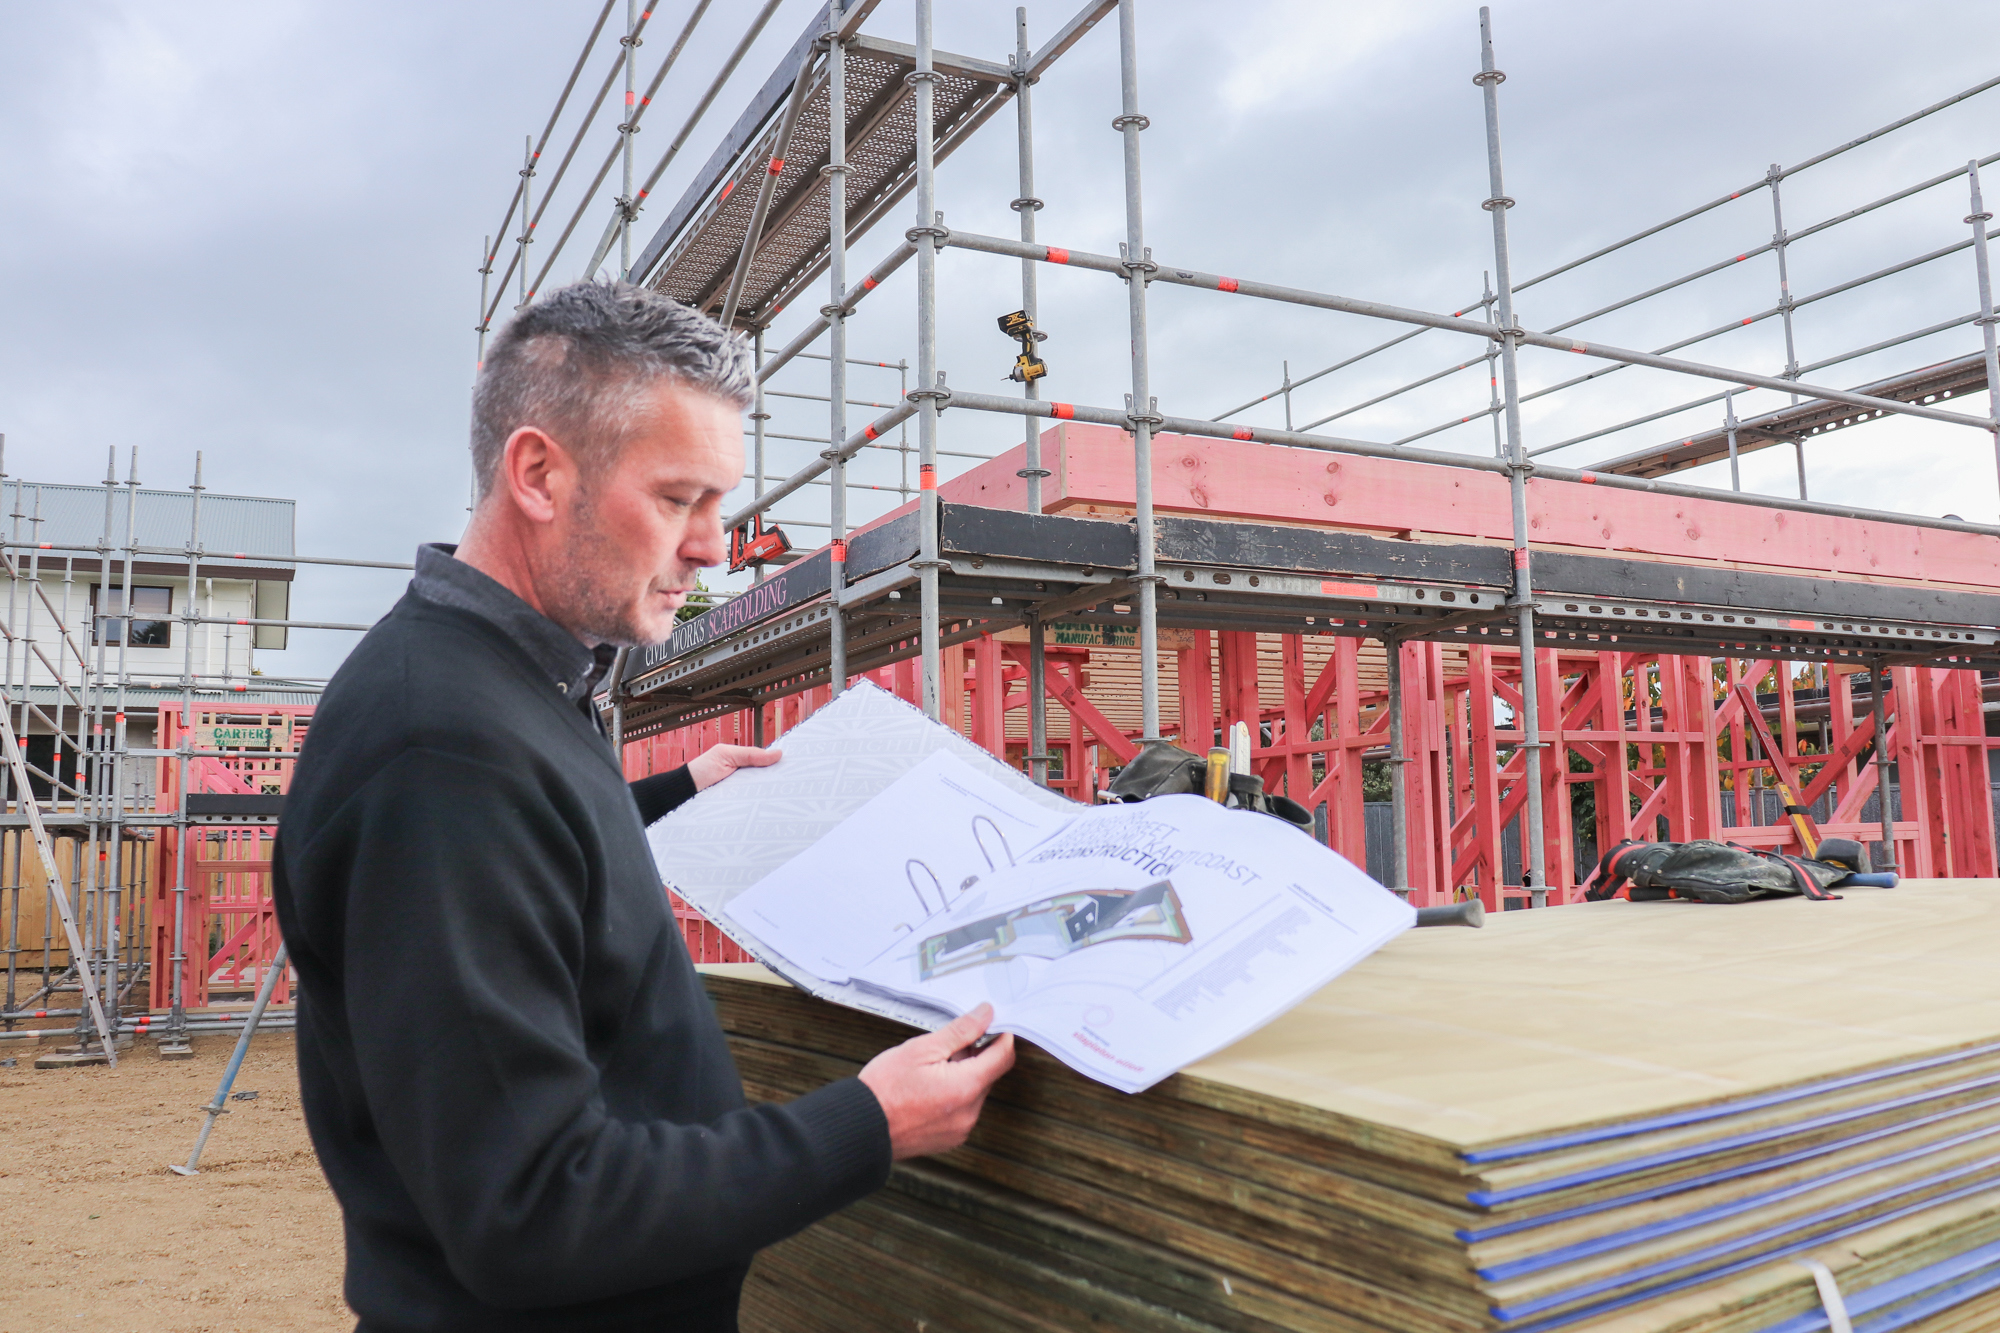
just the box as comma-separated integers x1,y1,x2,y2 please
499,426,576,525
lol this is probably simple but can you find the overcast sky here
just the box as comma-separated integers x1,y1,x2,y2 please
6,1,1999,681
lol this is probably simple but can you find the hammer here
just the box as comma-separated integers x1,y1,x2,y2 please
1415,899,1485,928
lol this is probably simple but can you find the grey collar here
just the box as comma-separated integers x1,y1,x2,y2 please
410,543,616,707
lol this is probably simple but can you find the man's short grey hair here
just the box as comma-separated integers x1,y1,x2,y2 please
470,281,754,500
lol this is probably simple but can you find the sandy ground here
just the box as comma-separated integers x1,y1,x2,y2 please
0,1031,350,1333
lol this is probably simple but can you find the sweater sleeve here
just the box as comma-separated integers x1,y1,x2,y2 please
630,766,698,825
324,746,889,1309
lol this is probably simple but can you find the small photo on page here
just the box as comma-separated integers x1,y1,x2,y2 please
917,879,1193,980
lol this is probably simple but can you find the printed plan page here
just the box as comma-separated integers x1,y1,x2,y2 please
725,750,1413,1093
647,681,1081,1034
728,751,1075,989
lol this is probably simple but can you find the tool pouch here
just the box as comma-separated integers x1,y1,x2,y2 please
1582,838,1847,904
1103,740,1313,830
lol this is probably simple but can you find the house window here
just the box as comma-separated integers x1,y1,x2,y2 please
92,585,172,646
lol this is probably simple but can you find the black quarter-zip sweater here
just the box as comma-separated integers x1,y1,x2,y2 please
273,546,890,1332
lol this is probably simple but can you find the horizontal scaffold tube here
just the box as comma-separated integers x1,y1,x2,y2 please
939,389,2000,539
191,616,373,632
725,399,920,528
0,542,414,571
938,230,1992,432
757,241,918,385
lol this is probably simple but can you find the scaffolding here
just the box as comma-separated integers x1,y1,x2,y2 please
1207,71,2000,500
0,448,391,1056
496,0,2000,913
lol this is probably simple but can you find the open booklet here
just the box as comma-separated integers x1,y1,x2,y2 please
647,681,1412,1094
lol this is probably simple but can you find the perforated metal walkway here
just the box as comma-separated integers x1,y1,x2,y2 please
634,35,1015,329
1594,352,1991,479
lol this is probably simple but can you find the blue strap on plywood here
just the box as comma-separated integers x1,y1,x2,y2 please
1468,1070,2000,1207
1460,1092,2000,1244
1492,1174,2000,1331
1461,1039,2000,1166
1476,1120,2000,1282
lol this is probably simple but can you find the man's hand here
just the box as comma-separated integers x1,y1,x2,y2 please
686,744,781,792
857,1004,1015,1161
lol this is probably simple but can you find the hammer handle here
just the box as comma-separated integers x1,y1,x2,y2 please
1415,900,1486,929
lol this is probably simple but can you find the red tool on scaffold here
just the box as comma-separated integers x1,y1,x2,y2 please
728,513,791,574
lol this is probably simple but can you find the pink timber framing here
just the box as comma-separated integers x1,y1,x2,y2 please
633,430,1999,955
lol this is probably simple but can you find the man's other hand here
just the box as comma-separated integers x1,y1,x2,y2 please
857,1004,1015,1160
686,744,781,792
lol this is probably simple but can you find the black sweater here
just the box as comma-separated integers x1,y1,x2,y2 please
273,587,890,1332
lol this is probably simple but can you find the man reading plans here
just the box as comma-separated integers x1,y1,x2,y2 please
274,283,1014,1332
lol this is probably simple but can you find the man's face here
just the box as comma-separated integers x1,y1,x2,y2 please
544,379,743,647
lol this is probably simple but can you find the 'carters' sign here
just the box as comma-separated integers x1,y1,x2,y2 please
196,724,280,750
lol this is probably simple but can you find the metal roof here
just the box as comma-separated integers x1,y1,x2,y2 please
3,480,295,573
24,683,322,711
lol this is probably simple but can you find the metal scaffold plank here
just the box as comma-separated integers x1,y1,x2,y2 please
633,24,1013,330
1593,352,1993,479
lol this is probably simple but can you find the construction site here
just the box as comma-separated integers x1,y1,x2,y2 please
6,1,2000,1330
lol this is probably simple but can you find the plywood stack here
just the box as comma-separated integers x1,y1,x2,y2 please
707,880,2000,1333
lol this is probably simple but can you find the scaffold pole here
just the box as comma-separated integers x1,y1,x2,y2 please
1116,0,1162,743
1968,160,2000,508
912,0,944,720
1477,8,1548,908
1014,7,1051,784
826,9,850,696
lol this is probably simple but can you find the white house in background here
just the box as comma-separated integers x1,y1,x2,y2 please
4,478,308,796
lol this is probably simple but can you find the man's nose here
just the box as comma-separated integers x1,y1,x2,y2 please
684,504,729,569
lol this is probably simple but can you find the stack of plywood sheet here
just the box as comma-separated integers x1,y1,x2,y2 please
708,879,2000,1333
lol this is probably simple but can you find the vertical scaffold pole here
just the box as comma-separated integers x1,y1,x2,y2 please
1872,659,1897,873
1013,8,1049,782
1477,8,1548,908
911,0,944,719
1483,272,1503,457
87,449,115,1038
826,12,850,696
2,454,17,1021
750,329,769,584
108,450,137,1020
1966,160,2000,505
1386,637,1409,897
476,236,493,369
1117,0,1162,742
1725,390,1742,491
518,137,535,309
1767,162,1809,499
620,0,638,278
165,454,205,1053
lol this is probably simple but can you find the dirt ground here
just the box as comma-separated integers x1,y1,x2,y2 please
0,1031,350,1332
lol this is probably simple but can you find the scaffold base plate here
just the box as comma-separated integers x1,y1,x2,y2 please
33,1040,128,1069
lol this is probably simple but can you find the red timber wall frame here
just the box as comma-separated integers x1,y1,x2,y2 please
151,704,307,1010
634,426,2000,936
